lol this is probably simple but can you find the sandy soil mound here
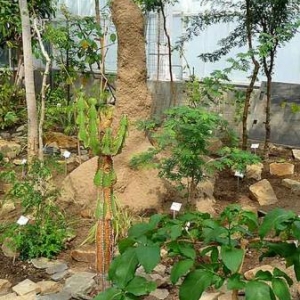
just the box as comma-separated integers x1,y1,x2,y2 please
59,135,172,213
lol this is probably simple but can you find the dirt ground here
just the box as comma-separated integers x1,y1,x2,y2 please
1,145,300,298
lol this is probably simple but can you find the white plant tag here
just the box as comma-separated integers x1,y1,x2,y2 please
234,171,244,178
17,215,29,225
21,159,27,165
251,143,259,149
170,202,182,212
63,150,71,158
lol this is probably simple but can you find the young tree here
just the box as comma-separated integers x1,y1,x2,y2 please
180,0,300,153
19,0,38,162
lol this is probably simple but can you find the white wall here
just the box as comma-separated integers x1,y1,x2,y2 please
170,0,300,84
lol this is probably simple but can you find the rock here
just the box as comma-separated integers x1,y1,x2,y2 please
46,262,68,275
207,138,223,154
282,178,300,195
43,132,78,149
71,246,95,263
149,289,170,300
1,237,19,258
31,258,55,269
0,132,11,139
153,264,167,276
0,202,16,216
0,292,18,300
16,125,26,132
196,198,216,215
244,265,274,280
0,279,12,294
51,270,69,282
238,196,257,213
12,279,41,296
246,163,264,181
218,292,234,300
36,281,62,295
292,149,300,161
249,179,278,206
149,274,168,287
35,291,71,300
200,292,220,300
0,183,13,194
62,272,96,297
269,162,294,176
0,140,21,159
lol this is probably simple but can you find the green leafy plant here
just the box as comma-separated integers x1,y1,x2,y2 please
131,105,260,203
0,69,25,129
94,205,300,300
0,160,68,259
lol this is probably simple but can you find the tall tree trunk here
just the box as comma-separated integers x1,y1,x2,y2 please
264,73,272,156
19,0,38,162
33,18,51,162
159,1,176,106
242,0,260,150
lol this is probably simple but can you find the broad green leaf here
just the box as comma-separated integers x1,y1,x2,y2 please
118,238,135,254
93,287,122,300
125,276,156,296
128,223,152,238
227,274,245,290
178,243,196,260
272,278,291,300
259,209,296,238
255,270,273,281
149,214,164,229
179,269,214,300
245,281,275,300
170,259,194,284
292,220,300,240
273,268,293,286
170,224,182,240
108,248,138,288
136,245,160,273
221,246,244,273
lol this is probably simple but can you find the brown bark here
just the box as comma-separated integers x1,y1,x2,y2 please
110,0,152,123
242,0,260,150
19,0,38,162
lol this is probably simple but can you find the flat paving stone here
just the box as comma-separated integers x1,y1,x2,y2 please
46,262,68,275
35,291,71,300
12,279,41,296
62,272,96,297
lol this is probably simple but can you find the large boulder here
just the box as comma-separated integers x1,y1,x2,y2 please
0,139,21,159
246,163,264,181
249,179,278,206
59,139,170,213
269,162,294,176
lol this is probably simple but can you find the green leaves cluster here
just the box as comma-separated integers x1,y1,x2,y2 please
131,105,259,201
0,160,68,259
95,205,300,300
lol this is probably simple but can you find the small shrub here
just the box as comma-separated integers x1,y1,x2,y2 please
94,206,300,300
0,160,68,259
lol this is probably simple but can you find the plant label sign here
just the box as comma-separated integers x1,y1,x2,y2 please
234,171,244,178
63,150,71,158
17,215,29,226
170,202,182,212
251,143,259,149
